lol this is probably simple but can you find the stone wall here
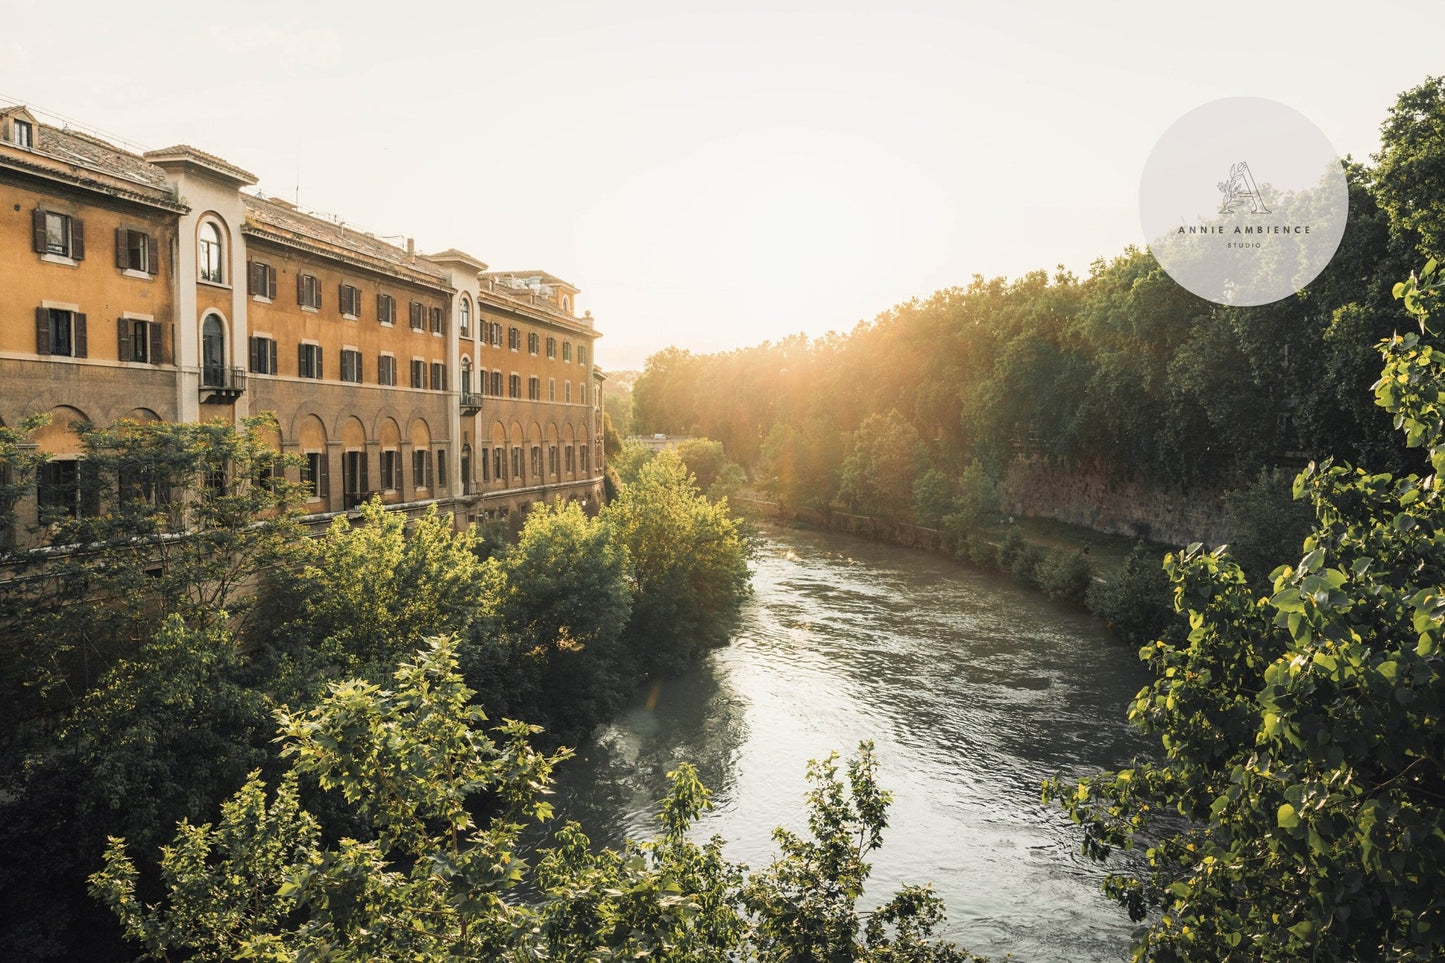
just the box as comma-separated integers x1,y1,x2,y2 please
998,455,1231,548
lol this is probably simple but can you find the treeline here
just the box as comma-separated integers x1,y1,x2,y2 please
0,421,753,961
632,79,1445,531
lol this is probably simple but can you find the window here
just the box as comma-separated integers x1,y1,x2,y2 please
548,378,555,401
378,293,396,325
508,373,521,398
565,445,575,474
342,450,369,508
511,446,524,479
431,362,447,392
548,445,558,476
461,360,472,397
577,344,587,366
564,381,572,403
491,322,502,347
34,307,86,357
508,326,521,351
581,445,589,472
430,306,444,335
411,359,426,389
33,210,83,260
563,341,572,362
480,445,489,482
248,335,277,374
562,294,571,313
199,222,223,283
13,119,32,147
297,273,321,310
528,332,539,355
378,354,397,386
530,445,541,477
412,449,432,490
302,452,327,500
38,460,85,518
123,319,167,364
459,297,471,337
491,370,503,396
248,261,277,299
298,342,323,379
528,376,540,400
115,228,158,275
201,314,226,385
340,348,363,383
493,446,504,481
436,448,447,488
381,450,400,491
409,301,425,330
340,283,361,318
546,336,557,359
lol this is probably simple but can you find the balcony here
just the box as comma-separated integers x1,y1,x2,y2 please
200,365,246,404
459,391,482,415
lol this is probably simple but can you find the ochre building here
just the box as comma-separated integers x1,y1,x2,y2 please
0,104,603,543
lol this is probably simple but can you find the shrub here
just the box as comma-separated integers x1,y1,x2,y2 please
1036,549,1092,605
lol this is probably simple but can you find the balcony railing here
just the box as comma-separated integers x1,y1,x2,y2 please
200,366,246,404
459,391,482,415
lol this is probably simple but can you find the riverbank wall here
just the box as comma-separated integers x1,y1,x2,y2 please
997,455,1231,548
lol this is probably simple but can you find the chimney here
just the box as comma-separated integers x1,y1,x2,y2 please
406,237,415,258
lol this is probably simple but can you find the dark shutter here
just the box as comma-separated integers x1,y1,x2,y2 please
117,317,132,362
73,313,87,358
35,306,50,354
297,272,305,305
115,228,128,269
299,343,306,376
146,234,158,275
71,219,84,260
249,337,260,373
360,451,369,494
377,293,385,322
266,265,276,299
32,209,46,253
318,452,330,504
316,347,323,380
247,260,258,295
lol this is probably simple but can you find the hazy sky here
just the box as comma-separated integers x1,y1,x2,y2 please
5,1,1441,368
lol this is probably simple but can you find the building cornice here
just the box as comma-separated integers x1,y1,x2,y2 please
0,150,188,214
243,224,456,294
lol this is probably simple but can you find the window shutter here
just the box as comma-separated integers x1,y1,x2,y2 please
266,265,276,299
377,293,384,322
249,337,260,372
297,272,305,305
316,347,323,380
299,343,306,376
147,234,158,275
115,228,128,269
71,219,84,260
117,317,132,362
360,451,369,494
73,313,87,357
35,307,50,354
32,209,46,253
318,452,330,503
247,261,258,295
156,322,170,365
339,283,346,313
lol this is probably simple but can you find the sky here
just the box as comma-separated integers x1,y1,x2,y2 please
4,1,1442,369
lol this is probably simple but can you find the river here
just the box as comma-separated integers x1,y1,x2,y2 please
549,523,1157,962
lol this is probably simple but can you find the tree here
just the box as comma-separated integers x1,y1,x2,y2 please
1374,76,1445,256
91,638,984,962
838,409,924,521
1046,267,1445,960
602,451,751,675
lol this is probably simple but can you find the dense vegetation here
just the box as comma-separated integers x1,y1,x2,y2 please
629,80,1445,548
0,431,755,960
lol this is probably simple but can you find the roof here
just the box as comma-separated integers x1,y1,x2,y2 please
143,144,257,186
426,248,490,273
244,194,450,286
481,269,580,293
0,120,186,210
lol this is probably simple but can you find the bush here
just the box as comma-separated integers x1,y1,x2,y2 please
1009,542,1047,586
1222,468,1314,588
1036,549,1092,605
1085,541,1181,647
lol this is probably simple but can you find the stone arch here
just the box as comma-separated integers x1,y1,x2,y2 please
34,405,89,457
125,407,162,423
377,416,401,449
338,414,367,449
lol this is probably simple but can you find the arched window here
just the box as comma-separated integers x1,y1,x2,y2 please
461,444,472,494
201,314,225,386
199,221,223,283
459,297,471,337
461,357,473,397
561,295,571,313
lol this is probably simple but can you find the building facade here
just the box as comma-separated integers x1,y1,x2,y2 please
0,104,603,544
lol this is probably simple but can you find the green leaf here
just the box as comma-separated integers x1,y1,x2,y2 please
1278,803,1300,830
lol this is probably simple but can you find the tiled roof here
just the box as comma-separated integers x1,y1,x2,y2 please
481,269,578,291
142,144,256,185
0,123,183,209
244,194,449,284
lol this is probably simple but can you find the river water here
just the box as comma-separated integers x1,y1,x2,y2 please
549,524,1156,962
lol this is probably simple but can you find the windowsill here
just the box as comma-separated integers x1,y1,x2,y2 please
301,306,319,314
40,253,79,267
123,268,154,281
252,295,273,304
343,314,359,322
198,278,230,290
381,321,394,327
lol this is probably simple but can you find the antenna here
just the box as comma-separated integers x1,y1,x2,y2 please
295,138,301,206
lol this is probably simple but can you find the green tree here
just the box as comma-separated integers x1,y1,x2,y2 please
838,409,924,521
1046,269,1445,960
1375,75,1445,256
602,451,751,675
